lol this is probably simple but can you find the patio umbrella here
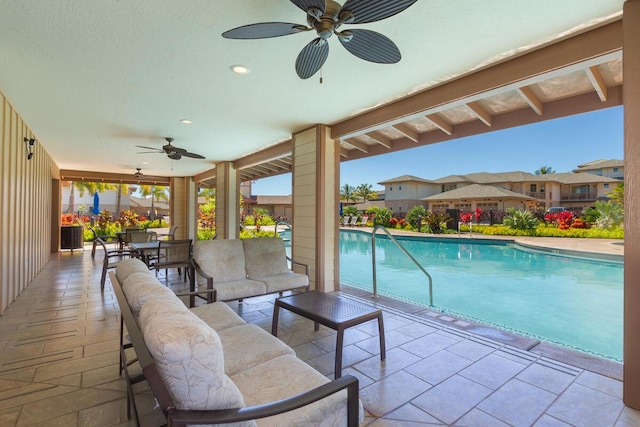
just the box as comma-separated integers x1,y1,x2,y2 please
92,192,100,215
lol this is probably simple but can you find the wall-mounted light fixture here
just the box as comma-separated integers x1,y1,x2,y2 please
23,137,36,160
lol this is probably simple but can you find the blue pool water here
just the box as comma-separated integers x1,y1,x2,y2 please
337,230,624,361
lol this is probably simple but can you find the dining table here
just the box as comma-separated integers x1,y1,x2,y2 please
129,241,161,266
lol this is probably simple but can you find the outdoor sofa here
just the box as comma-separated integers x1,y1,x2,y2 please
111,258,362,426
191,237,309,303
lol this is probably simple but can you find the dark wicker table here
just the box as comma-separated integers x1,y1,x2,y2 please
272,291,385,378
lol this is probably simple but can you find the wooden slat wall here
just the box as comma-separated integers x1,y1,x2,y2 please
0,92,54,314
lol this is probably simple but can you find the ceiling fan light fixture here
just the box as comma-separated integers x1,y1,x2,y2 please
230,64,250,75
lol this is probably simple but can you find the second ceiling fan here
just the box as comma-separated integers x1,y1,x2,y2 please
136,138,205,160
222,0,417,79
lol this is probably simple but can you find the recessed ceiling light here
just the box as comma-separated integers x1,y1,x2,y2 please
180,119,192,124
231,64,250,75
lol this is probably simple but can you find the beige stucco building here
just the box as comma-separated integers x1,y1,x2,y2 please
380,166,621,215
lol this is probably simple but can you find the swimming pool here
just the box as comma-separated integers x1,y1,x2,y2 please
338,230,624,361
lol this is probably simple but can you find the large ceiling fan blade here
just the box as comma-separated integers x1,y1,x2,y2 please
181,152,206,159
222,22,307,39
136,145,163,152
339,0,417,24
295,38,329,79
339,29,401,64
290,0,326,16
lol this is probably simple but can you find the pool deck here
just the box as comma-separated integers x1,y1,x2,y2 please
0,241,634,426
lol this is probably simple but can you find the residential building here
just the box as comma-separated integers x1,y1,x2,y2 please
379,164,621,215
574,158,624,179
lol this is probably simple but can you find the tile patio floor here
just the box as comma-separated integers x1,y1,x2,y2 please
0,246,638,426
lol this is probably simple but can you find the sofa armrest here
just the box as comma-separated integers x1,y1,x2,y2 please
190,259,217,304
166,374,360,427
287,256,309,277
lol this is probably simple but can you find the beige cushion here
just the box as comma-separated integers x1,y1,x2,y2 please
215,279,266,302
138,296,189,326
217,324,295,376
121,272,177,316
140,305,246,411
193,239,247,284
243,238,289,279
251,272,309,294
115,258,149,283
189,303,247,331
231,354,364,427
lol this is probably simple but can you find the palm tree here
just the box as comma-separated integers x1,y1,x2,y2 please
610,182,624,206
65,181,116,213
138,185,169,218
340,184,358,203
354,183,378,202
535,165,556,175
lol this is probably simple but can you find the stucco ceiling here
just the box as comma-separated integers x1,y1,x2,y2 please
0,1,625,182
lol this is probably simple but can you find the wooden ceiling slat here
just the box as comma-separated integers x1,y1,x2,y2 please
366,131,393,149
466,102,493,126
345,138,369,153
392,123,420,142
425,113,453,135
586,65,609,102
516,86,544,115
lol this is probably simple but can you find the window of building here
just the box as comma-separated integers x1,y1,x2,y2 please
398,204,402,212
572,185,590,194
613,167,619,172
476,202,498,210
389,186,393,191
443,184,457,192
530,184,537,192
399,185,402,190
454,203,471,210
604,183,610,189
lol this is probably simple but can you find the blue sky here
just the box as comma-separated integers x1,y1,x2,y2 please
251,106,624,195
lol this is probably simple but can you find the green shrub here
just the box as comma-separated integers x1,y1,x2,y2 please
502,208,539,233
197,229,216,240
240,229,278,239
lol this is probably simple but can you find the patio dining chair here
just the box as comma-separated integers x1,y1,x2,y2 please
96,238,140,291
156,225,178,240
90,228,118,259
149,239,193,281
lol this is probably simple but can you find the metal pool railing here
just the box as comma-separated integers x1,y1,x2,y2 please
371,225,434,306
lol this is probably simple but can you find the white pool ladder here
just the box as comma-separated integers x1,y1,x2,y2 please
371,225,434,307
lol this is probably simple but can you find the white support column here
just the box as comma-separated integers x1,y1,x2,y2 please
292,125,340,292
624,0,640,410
215,162,239,240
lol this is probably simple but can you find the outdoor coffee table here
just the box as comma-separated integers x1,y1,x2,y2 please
272,291,385,378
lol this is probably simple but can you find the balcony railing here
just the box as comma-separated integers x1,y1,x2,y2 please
526,191,546,199
560,192,597,201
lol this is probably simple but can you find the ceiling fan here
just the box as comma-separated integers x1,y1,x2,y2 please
133,168,144,179
136,137,205,160
222,0,417,79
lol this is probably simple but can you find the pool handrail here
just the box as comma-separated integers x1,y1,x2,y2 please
371,225,434,307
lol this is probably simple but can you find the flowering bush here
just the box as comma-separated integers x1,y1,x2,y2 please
61,214,89,225
545,211,574,229
61,214,76,225
459,212,473,224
